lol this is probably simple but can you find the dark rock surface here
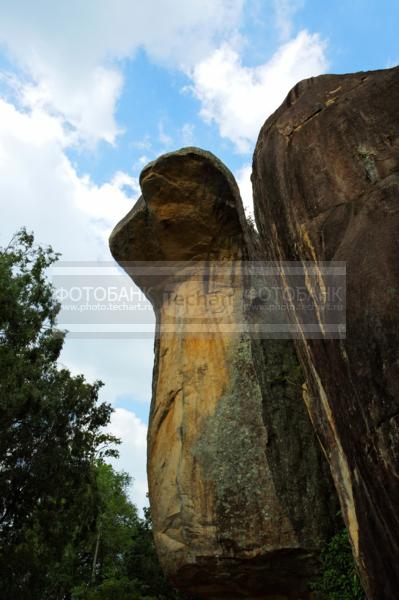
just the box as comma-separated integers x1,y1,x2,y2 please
253,66,399,599
110,148,338,599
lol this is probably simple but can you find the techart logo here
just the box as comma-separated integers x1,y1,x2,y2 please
50,260,346,339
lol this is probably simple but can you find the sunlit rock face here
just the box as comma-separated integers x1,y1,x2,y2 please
253,66,399,599
110,148,338,599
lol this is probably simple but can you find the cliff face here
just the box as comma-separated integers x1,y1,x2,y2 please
253,66,399,599
110,148,338,599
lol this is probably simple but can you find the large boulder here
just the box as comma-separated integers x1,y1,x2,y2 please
110,148,338,599
252,66,399,599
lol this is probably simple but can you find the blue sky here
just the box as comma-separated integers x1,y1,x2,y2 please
0,0,397,510
70,0,399,183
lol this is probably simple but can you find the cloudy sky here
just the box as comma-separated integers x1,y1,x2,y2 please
0,0,397,510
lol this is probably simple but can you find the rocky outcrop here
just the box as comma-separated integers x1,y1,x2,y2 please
253,66,399,599
110,148,338,599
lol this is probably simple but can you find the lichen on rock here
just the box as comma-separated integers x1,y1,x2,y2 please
253,65,399,599
110,147,339,599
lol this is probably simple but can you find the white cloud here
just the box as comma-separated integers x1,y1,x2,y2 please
73,170,141,244
0,95,154,509
0,0,329,515
59,337,154,409
132,136,152,152
135,155,149,168
21,67,124,147
190,30,328,153
236,163,254,220
158,121,173,148
273,0,304,40
0,93,154,399
106,408,149,512
181,123,196,146
0,0,244,144
0,97,134,257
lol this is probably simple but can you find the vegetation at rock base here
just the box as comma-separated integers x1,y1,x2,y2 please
72,464,190,600
0,228,365,600
0,229,191,600
311,526,366,600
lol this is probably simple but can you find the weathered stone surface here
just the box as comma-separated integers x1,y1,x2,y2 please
110,148,338,599
253,66,399,599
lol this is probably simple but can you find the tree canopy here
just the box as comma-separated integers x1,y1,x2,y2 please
0,229,118,598
0,229,191,599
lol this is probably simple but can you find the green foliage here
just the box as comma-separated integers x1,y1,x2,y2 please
91,463,139,581
0,229,193,600
73,464,191,600
75,576,156,600
246,214,257,232
125,507,190,600
311,527,366,600
0,229,118,599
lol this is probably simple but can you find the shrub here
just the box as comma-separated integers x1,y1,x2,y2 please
311,527,365,600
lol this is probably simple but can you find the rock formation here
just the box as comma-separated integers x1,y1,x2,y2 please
110,148,338,599
252,65,399,599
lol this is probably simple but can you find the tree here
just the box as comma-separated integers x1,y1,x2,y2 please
0,229,118,599
0,229,194,600
88,463,139,584
126,507,188,600
73,463,191,600
311,527,365,599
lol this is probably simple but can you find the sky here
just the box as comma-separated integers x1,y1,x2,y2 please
0,0,397,511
